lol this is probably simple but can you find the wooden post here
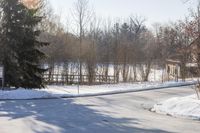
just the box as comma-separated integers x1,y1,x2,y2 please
1,66,4,89
56,74,59,85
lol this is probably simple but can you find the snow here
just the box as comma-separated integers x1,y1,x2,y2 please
152,95,200,120
186,63,198,68
45,64,166,82
0,81,195,100
0,67,3,78
0,86,198,133
148,69,164,82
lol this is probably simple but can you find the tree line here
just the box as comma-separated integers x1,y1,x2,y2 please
41,0,200,84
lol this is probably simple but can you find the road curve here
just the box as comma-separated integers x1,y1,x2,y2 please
0,86,199,133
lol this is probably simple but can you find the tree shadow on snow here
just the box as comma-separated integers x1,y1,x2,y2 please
0,96,172,133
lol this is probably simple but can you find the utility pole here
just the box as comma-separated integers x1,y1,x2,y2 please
78,61,80,95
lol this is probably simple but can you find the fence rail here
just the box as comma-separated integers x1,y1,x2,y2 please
43,74,117,85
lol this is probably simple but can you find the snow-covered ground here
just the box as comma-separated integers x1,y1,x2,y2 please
0,66,3,78
0,81,195,100
0,86,198,133
45,64,166,82
152,94,200,120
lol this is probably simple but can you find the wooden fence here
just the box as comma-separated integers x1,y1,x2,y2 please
43,74,117,85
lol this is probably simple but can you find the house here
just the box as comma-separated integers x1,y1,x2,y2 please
166,37,200,80
166,55,182,81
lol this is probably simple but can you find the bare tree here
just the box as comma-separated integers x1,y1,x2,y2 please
72,0,94,83
194,1,200,99
113,22,120,83
129,16,146,81
85,17,101,84
139,31,156,81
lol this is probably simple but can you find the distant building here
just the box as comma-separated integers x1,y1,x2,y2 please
166,37,200,80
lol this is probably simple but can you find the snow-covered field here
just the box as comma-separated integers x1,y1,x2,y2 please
46,64,166,82
0,67,3,78
152,94,200,120
0,81,195,100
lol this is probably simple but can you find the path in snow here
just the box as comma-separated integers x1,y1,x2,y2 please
0,86,199,133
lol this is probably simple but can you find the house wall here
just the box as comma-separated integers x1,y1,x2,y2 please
166,63,181,79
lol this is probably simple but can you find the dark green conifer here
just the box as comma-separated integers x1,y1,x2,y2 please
0,0,48,88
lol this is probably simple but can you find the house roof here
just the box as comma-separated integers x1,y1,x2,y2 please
166,59,181,65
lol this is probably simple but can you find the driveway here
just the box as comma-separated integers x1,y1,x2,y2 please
0,86,199,133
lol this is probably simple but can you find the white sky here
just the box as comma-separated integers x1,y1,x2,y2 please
48,0,198,29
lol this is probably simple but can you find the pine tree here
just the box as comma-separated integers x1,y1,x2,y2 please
0,0,22,88
0,0,48,88
19,1,49,88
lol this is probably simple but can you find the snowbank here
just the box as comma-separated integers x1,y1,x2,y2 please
152,95,200,120
0,81,196,100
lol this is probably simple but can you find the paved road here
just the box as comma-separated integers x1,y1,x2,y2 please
0,86,199,133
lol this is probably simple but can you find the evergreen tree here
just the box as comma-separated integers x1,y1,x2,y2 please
0,0,48,88
0,0,22,88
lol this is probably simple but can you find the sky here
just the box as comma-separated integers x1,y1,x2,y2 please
48,0,198,29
